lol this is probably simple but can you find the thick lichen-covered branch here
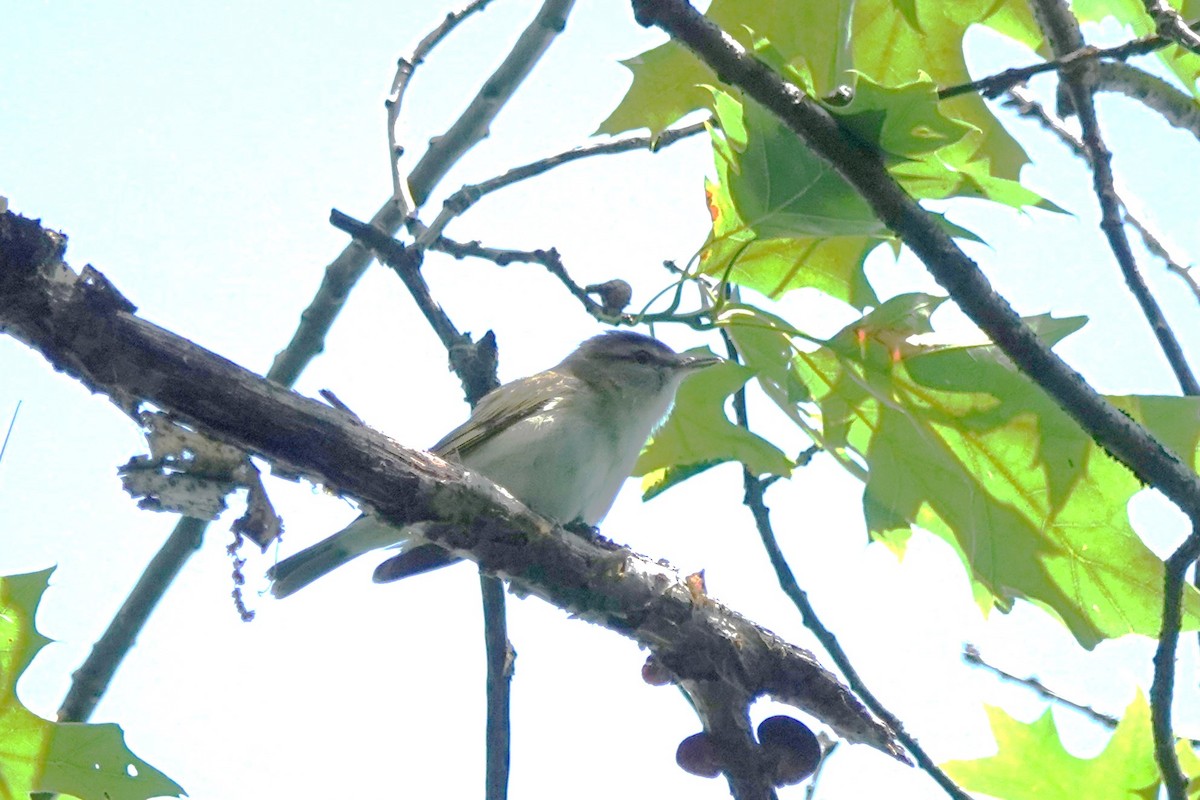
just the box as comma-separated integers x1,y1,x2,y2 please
0,210,906,765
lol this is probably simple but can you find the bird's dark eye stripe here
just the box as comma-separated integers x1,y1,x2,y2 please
608,347,664,363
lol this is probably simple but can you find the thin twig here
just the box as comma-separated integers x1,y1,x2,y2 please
962,645,1120,727
415,120,707,247
387,0,496,208
1030,0,1199,397
0,399,20,466
718,331,969,800
269,0,576,386
408,0,577,206
481,575,512,800
966,642,1200,747
1002,85,1200,307
429,234,717,329
1127,211,1200,305
938,25,1192,99
328,207,511,799
804,740,838,800
414,219,605,319
1153,529,1200,800
1030,2,1198,795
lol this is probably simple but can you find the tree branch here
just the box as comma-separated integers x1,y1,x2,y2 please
326,207,509,797
481,574,512,800
0,210,907,766
56,518,206,722
1092,61,1200,140
387,0,497,207
406,0,577,206
962,644,1120,726
415,120,707,247
1030,0,1199,397
1029,5,1199,790
1001,84,1200,306
1153,528,1200,800
0,399,20,466
937,24,1196,100
721,334,966,800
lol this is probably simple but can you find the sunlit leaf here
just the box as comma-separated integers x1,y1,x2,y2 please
722,299,1200,647
637,357,792,499
941,692,1160,799
0,569,185,800
600,0,1042,180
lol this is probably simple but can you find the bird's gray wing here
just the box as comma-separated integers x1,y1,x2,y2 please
430,369,573,459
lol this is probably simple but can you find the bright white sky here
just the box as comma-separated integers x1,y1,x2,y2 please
3,2,1200,799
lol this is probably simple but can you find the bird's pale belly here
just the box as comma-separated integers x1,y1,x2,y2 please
463,411,628,526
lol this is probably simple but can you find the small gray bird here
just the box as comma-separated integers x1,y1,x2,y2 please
268,331,720,597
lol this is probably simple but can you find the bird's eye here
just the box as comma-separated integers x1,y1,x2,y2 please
633,351,652,365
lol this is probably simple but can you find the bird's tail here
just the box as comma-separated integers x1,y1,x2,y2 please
267,515,412,598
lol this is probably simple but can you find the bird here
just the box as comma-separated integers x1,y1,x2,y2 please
267,330,720,598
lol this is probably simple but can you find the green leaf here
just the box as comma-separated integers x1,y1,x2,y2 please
699,225,884,307
598,0,857,136
599,0,1041,181
941,692,1161,799
636,357,792,498
720,303,815,409
757,296,1200,647
699,132,884,307
825,72,974,158
714,88,887,238
0,570,186,800
594,42,714,137
696,62,1054,303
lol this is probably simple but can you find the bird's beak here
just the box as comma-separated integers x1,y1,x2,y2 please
678,352,723,371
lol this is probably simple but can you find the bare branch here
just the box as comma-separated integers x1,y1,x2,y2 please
407,0,577,206
388,0,497,207
1002,86,1199,306
269,0,576,387
722,333,965,800
1153,529,1200,800
0,399,20,466
481,575,513,800
1030,0,1199,396
415,120,707,248
326,205,511,800
1092,61,1200,140
938,26,1195,99
962,645,1120,728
